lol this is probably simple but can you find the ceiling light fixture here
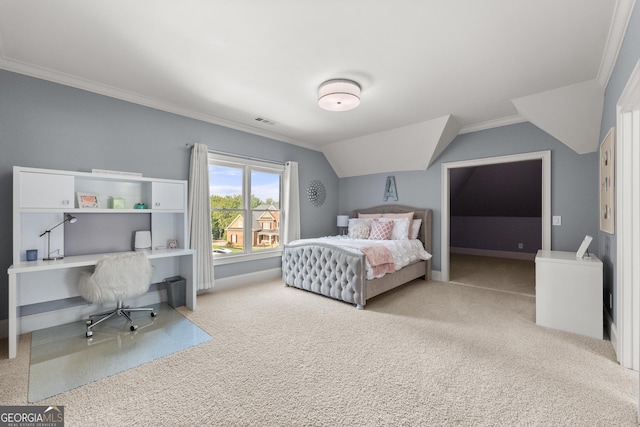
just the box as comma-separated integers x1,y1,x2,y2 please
318,79,361,112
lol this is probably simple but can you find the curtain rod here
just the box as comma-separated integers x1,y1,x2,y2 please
186,143,285,166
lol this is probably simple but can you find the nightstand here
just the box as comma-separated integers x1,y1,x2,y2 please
535,250,603,339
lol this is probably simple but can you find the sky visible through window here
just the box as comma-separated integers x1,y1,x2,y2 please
209,165,280,203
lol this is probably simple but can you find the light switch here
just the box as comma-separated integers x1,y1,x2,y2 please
552,216,562,226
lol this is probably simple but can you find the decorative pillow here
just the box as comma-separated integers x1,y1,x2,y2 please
382,212,414,239
348,219,371,239
358,213,382,219
410,219,422,240
368,220,394,240
379,218,410,240
381,212,414,220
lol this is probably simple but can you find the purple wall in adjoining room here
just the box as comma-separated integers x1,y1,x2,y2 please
450,159,542,255
450,216,542,254
451,160,542,217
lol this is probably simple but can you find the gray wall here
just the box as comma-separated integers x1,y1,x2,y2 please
338,121,599,273
0,70,339,319
598,3,640,321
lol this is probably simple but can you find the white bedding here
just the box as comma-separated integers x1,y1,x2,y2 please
287,236,432,280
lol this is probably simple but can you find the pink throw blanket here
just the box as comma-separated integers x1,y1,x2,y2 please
360,246,395,276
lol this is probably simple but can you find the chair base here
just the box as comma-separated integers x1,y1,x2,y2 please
85,300,156,337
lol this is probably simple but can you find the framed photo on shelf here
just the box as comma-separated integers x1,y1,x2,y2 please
599,127,615,234
77,192,100,209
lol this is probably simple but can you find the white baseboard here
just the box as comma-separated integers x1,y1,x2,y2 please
605,309,618,361
450,247,536,261
204,268,282,293
209,267,442,288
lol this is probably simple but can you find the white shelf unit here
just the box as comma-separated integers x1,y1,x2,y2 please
535,250,603,339
13,166,188,263
7,166,196,359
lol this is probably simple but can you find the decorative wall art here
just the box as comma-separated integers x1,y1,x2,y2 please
600,127,615,234
307,180,326,207
383,176,398,201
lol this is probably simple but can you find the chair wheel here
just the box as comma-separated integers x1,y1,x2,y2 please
85,331,93,338
130,324,138,331
151,312,157,318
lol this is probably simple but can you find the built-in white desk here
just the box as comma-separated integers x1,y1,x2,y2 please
7,248,196,359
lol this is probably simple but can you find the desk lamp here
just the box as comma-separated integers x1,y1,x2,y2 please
40,214,77,260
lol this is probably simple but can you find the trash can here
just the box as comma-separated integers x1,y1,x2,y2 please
164,276,186,308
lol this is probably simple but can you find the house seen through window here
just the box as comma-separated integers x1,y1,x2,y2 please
209,154,283,256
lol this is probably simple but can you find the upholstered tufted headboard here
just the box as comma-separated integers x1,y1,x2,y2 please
350,205,433,256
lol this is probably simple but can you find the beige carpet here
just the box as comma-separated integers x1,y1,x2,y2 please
450,253,536,296
0,278,637,426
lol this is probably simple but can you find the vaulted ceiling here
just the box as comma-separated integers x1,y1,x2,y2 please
0,1,634,177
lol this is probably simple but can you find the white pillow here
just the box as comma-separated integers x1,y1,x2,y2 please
410,219,422,240
348,218,371,239
379,218,410,240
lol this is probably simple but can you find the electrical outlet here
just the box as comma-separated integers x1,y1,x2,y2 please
518,243,524,249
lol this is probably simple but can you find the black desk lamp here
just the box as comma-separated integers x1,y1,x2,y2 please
40,214,77,260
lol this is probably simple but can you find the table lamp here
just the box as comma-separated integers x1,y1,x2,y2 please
337,215,349,235
39,214,77,260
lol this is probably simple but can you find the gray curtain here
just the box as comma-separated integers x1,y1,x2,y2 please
282,161,300,243
188,143,215,290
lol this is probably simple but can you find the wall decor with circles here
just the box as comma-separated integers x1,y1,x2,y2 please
307,180,326,207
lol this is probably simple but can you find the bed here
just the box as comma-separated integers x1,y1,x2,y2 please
282,205,432,309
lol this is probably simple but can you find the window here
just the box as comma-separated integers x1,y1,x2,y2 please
209,154,283,258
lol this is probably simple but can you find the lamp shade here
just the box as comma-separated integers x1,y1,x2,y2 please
318,79,361,111
337,215,349,227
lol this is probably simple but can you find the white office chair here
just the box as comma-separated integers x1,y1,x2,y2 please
78,252,156,337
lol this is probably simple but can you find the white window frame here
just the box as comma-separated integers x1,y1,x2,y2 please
209,153,284,265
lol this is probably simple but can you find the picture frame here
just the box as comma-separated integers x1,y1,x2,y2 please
576,235,593,259
599,128,615,234
77,192,100,209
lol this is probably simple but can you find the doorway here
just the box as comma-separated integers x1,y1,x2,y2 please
440,151,552,283
615,60,640,373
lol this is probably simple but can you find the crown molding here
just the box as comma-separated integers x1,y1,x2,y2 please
459,115,526,134
0,56,321,152
597,0,637,88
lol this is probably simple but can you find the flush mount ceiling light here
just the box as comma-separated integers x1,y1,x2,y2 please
318,79,361,112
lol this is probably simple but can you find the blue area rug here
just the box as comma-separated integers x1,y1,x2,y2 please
29,303,211,402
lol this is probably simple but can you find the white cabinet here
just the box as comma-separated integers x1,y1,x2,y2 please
535,250,603,339
151,181,185,210
19,172,74,208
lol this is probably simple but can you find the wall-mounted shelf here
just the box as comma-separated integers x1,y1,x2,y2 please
13,166,189,263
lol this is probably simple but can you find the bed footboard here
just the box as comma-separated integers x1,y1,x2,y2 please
282,243,366,307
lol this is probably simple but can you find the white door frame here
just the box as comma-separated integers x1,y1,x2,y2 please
440,151,552,282
615,60,640,373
